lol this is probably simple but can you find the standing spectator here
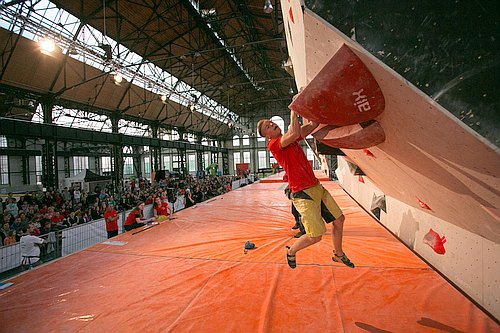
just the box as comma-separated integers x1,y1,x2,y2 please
16,196,26,210
184,188,196,208
99,189,109,203
99,201,107,216
20,223,45,269
192,186,203,203
90,202,101,220
62,187,71,203
54,192,62,207
42,191,52,206
81,190,88,205
73,188,81,204
103,204,119,239
6,198,19,218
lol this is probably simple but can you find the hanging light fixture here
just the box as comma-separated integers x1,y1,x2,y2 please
263,0,273,14
113,73,123,85
39,37,63,57
99,0,113,62
160,94,168,103
39,37,56,55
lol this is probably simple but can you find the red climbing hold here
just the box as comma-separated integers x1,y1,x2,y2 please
362,149,375,158
423,228,446,255
416,197,432,210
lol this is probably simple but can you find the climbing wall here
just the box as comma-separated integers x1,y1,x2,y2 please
337,157,500,319
281,0,500,319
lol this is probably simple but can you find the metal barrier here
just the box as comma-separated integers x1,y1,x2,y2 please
0,192,227,277
231,175,255,190
0,231,60,275
0,204,159,277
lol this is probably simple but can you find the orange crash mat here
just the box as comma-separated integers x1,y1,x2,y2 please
260,170,329,183
0,181,496,332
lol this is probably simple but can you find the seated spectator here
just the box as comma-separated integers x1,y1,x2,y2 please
1,221,11,245
82,209,92,222
3,211,14,225
16,227,29,242
45,206,55,219
153,197,172,221
50,211,64,227
124,202,155,231
20,223,45,269
4,230,16,245
10,217,24,232
64,211,79,227
38,204,48,215
145,194,154,205
18,212,29,225
40,220,52,235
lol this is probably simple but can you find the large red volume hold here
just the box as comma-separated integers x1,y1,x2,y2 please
312,120,386,149
289,44,385,126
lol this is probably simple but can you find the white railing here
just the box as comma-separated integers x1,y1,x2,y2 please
0,202,171,273
231,175,255,190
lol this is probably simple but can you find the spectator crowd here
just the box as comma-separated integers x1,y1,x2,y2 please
0,174,238,246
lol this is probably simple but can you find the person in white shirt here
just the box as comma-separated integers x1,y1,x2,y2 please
73,188,81,204
20,224,44,269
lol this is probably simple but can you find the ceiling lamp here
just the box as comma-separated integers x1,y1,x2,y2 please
39,38,56,55
263,0,273,14
113,73,123,85
160,94,168,103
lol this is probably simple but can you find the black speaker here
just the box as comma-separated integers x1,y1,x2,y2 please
155,170,166,181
